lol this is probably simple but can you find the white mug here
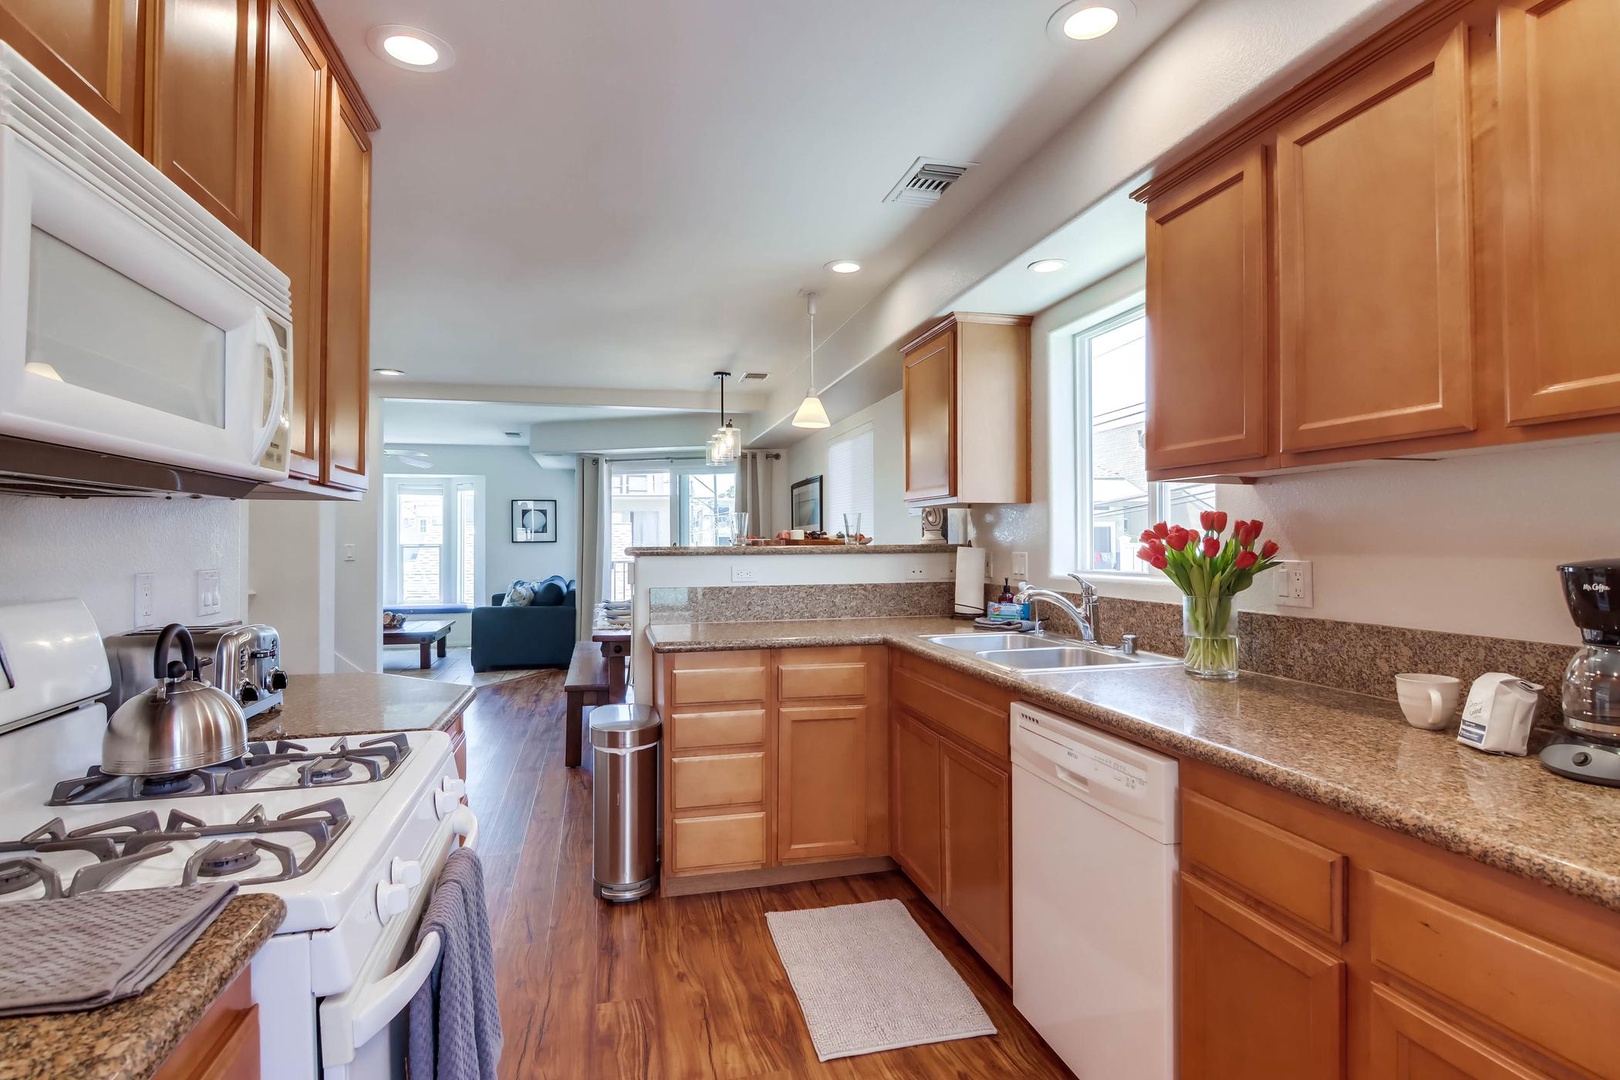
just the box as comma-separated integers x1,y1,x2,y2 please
789,528,806,541
1396,674,1463,730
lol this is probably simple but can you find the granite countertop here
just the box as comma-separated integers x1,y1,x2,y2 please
646,617,1620,913
627,543,959,556
250,673,475,741
0,894,284,1080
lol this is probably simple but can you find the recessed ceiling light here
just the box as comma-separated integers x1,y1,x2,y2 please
1046,1,1134,43
1028,258,1068,274
825,260,862,274
372,367,405,377
367,25,456,72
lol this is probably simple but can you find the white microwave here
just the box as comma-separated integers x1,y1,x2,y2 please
0,44,291,494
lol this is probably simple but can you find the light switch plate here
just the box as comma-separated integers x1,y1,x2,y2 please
342,544,357,563
1011,552,1029,578
197,569,222,617
133,573,155,628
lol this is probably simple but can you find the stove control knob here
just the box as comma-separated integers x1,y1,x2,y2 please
442,777,467,798
376,881,411,923
391,857,422,887
434,790,461,819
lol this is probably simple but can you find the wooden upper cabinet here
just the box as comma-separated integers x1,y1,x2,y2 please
1499,0,1620,426
1145,145,1270,475
320,80,371,492
939,739,1011,981
1276,22,1474,454
147,0,259,239
902,314,1030,506
903,325,955,501
1180,873,1346,1080
0,0,143,146
257,0,327,480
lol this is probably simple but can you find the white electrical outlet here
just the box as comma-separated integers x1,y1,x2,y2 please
1011,551,1029,578
197,569,222,617
133,573,156,628
730,564,758,583
1275,560,1314,608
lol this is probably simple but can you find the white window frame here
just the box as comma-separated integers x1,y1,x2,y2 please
609,458,738,547
382,474,486,607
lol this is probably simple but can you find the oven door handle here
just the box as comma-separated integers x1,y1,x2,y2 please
349,929,442,1052
450,804,479,851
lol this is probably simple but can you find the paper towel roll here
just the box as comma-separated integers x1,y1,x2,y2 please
954,547,988,616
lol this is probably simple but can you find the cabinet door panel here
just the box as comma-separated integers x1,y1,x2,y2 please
1146,145,1269,471
777,704,866,862
940,739,1010,981
257,0,327,479
892,711,942,901
321,82,370,491
1370,985,1548,1080
904,328,955,501
0,0,142,145
1500,0,1620,424
1277,23,1474,453
1180,874,1345,1080
148,0,258,238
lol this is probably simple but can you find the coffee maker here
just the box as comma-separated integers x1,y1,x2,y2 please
1540,561,1620,786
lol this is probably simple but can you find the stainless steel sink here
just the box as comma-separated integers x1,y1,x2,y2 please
922,633,1073,652
975,646,1139,670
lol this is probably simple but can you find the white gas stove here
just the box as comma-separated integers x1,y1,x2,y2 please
0,601,474,1080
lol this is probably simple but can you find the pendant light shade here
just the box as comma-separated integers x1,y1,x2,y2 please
708,371,739,464
793,293,831,429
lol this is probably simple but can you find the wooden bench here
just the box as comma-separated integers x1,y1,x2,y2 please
563,641,609,768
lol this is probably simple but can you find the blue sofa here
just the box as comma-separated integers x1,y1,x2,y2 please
470,576,578,672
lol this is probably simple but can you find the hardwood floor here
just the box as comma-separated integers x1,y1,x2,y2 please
461,672,1074,1080
385,646,550,686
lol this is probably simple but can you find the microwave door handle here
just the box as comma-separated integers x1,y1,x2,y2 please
249,309,286,465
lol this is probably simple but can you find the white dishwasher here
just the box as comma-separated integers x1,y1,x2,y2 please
1010,702,1179,1080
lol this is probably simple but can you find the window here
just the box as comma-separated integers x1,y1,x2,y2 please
1074,308,1214,575
606,460,736,600
384,475,484,606
826,423,876,538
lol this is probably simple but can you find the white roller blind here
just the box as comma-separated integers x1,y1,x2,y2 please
826,423,876,538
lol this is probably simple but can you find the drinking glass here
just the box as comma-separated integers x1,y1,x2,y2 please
843,513,862,544
730,511,749,546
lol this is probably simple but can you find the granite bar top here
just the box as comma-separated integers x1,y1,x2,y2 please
0,894,284,1080
250,673,475,741
646,618,1620,913
627,543,959,556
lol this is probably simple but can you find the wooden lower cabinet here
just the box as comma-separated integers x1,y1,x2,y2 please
887,653,1014,982
153,967,259,1080
1180,872,1347,1080
1181,761,1620,1080
777,703,867,862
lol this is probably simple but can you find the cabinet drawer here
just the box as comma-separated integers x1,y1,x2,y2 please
671,752,764,810
669,658,768,706
779,660,866,701
891,665,1009,761
668,708,766,751
670,811,766,874
1183,790,1346,942
1368,873,1620,1078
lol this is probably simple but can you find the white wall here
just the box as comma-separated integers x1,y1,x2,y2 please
249,501,335,674
970,263,1620,647
0,495,247,636
382,444,578,601
783,391,917,544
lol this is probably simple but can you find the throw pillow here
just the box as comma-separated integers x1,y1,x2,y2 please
532,578,566,606
502,582,536,607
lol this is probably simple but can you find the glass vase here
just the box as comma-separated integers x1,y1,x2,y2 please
1182,593,1238,680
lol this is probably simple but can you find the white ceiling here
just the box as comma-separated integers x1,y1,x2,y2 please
382,399,700,445
313,0,1199,399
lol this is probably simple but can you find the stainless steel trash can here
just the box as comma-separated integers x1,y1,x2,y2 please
591,703,661,901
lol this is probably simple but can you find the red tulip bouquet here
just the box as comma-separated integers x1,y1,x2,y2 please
1137,512,1280,679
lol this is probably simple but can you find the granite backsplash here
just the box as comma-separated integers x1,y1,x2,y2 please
650,581,955,624
988,586,1577,725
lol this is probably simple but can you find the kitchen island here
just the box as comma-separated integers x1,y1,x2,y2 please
0,894,284,1080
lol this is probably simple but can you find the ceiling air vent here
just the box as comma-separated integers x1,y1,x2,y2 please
740,372,768,382
885,157,974,207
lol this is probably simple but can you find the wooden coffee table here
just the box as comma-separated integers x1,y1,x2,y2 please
385,620,454,670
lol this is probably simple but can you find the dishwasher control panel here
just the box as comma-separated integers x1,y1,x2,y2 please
1010,702,1179,843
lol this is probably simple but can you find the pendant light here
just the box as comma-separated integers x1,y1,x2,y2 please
707,371,739,465
793,293,830,429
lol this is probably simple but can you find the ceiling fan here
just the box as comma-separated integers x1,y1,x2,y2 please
383,448,433,470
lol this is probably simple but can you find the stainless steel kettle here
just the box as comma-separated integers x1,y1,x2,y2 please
102,624,249,775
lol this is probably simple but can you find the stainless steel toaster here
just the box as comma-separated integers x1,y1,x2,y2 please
104,623,287,722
